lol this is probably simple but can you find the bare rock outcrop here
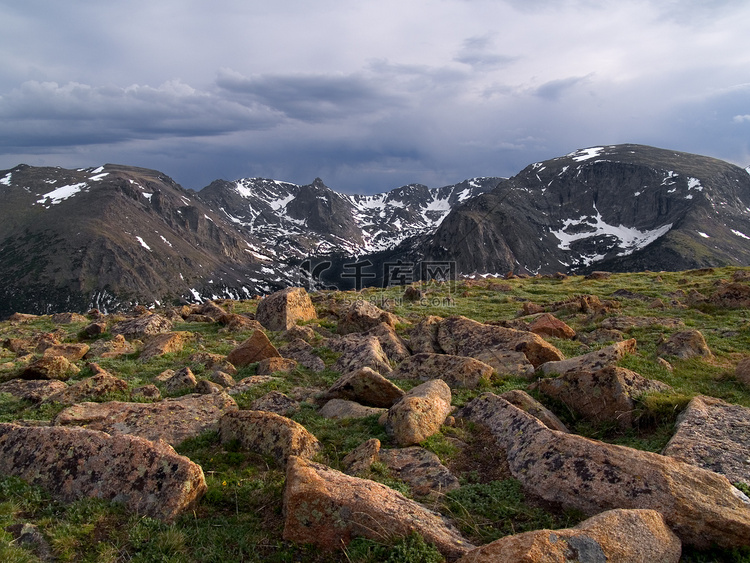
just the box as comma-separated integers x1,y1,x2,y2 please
0,423,206,522
54,392,237,446
219,410,320,468
457,393,750,549
86,334,135,359
256,287,317,331
408,315,444,354
0,378,68,402
46,364,128,404
282,455,472,559
456,508,681,563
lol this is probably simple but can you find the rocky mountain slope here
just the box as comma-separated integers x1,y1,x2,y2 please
0,164,297,318
422,144,750,275
1,144,749,317
196,176,500,257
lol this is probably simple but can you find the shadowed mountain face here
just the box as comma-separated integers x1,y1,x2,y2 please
422,144,750,275
1,144,748,317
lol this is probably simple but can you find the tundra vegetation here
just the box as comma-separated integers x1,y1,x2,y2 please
1,267,750,562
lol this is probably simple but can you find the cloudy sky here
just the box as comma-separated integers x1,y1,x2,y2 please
1,0,749,194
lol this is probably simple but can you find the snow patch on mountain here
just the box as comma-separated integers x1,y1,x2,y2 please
36,182,88,205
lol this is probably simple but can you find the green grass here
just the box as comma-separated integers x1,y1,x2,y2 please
2,267,750,561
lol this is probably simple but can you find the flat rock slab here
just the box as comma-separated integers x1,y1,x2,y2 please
0,378,68,402
499,389,569,433
538,339,637,376
283,455,472,560
318,399,386,420
391,353,493,389
437,315,563,369
657,330,713,360
456,508,681,563
0,423,206,522
53,392,237,446
458,393,750,549
599,316,684,331
663,395,750,486
219,410,320,468
111,314,173,339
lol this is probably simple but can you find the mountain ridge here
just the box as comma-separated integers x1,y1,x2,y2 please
1,143,749,317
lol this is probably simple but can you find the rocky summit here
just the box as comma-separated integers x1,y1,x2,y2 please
2,143,750,318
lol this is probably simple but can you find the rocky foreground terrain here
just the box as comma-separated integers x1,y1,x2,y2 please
1,268,750,561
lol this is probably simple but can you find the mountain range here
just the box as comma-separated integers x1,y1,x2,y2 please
1,143,749,317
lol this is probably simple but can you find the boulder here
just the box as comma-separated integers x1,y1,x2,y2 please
391,353,493,389
251,391,300,416
657,330,712,360
538,339,637,376
51,312,88,324
54,392,237,446
599,316,684,331
282,455,473,559
227,376,280,395
337,300,398,334
86,334,136,359
318,399,386,420
209,370,236,388
736,356,750,389
138,331,191,362
330,335,392,375
363,322,411,363
7,313,38,323
386,379,452,446
0,378,68,402
0,423,205,522
219,314,263,333
282,325,317,342
20,355,80,381
408,315,444,354
528,313,576,339
194,380,224,394
42,343,90,361
46,365,128,404
708,282,750,308
456,508,681,563
499,389,569,433
111,314,172,339
83,322,108,337
437,316,564,369
256,357,298,375
163,367,198,393
256,287,317,331
219,410,320,468
342,438,382,474
379,447,460,498
324,367,404,408
457,393,750,549
188,352,237,375
278,338,326,372
131,384,161,401
226,330,281,367
535,366,671,428
663,395,750,486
